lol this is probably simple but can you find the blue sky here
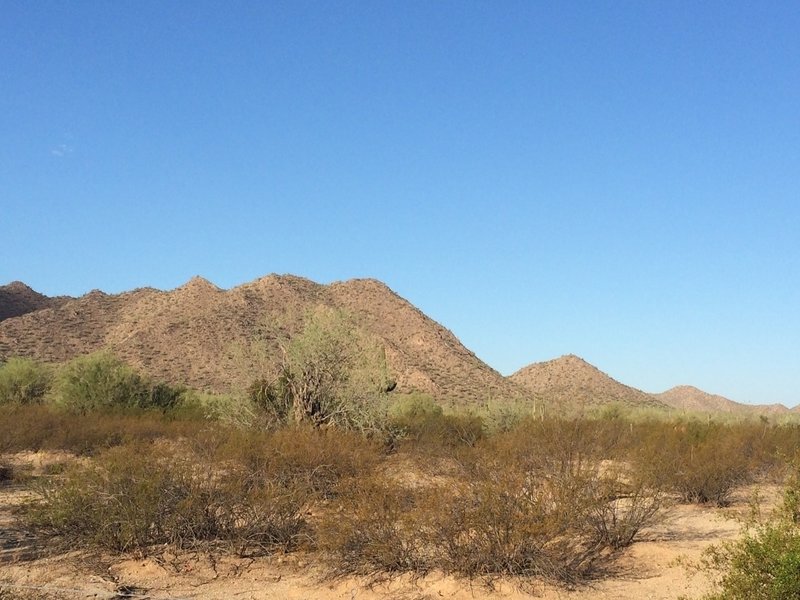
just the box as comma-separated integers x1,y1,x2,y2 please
2,1,799,405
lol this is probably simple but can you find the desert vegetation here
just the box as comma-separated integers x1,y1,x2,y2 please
2,317,800,596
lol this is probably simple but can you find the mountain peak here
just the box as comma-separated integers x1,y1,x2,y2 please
558,354,592,365
176,276,221,293
511,354,663,411
2,281,35,293
0,281,68,321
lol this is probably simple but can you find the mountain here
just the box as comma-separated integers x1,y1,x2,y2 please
0,281,70,322
509,354,668,412
0,275,528,407
656,386,794,415
656,385,746,413
2,276,790,415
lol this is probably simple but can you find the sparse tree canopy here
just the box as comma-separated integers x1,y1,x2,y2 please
244,306,395,430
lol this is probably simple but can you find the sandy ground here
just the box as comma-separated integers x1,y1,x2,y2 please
0,452,773,600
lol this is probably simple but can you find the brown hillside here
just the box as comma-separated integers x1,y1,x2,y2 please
657,386,792,415
326,278,525,406
0,281,70,322
0,275,528,407
510,354,667,411
656,385,743,413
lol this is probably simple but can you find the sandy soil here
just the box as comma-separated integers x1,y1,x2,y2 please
0,452,775,600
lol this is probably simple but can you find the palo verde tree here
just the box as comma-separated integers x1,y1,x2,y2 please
244,306,396,431
0,357,54,405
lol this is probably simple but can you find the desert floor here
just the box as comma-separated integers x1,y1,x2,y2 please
1,451,774,600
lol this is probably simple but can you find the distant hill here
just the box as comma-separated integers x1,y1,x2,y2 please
510,355,794,415
509,354,668,412
656,386,792,415
655,385,742,413
0,275,528,407
0,281,70,322
655,385,785,414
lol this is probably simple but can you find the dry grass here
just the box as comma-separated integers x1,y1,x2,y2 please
9,407,800,589
0,403,203,455
27,440,311,555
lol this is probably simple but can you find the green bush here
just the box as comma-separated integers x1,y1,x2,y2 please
143,381,185,412
54,351,147,411
239,307,395,433
0,357,53,405
388,393,443,421
247,376,292,425
700,464,800,599
389,394,484,448
176,389,258,425
703,523,800,600
53,351,183,413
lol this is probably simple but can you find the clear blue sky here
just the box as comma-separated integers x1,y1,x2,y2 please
2,1,799,405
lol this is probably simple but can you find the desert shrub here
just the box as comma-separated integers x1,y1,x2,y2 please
247,376,292,425
704,524,800,599
699,463,800,599
0,403,202,455
53,351,184,413
427,471,599,583
319,438,661,585
389,397,484,449
317,477,431,576
746,421,800,483
426,463,651,583
488,417,619,477
431,413,485,447
53,351,148,412
388,393,443,421
28,441,310,555
217,425,382,499
143,381,186,412
632,420,753,506
479,419,662,551
581,468,663,550
481,403,530,435
0,357,53,405
178,389,261,426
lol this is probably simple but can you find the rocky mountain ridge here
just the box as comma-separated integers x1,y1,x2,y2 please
0,275,527,407
1,277,791,414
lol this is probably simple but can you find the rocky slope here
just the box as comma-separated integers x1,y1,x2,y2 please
656,385,791,415
509,354,667,411
0,275,528,407
0,282,70,322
